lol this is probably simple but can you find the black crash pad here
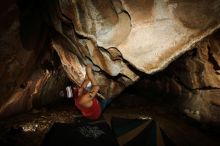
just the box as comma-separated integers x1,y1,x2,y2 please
41,119,118,146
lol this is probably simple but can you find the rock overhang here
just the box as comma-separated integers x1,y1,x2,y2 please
45,0,220,99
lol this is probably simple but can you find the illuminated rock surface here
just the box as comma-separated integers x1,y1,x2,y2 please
0,0,220,124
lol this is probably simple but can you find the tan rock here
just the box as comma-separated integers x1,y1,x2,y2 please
51,0,220,98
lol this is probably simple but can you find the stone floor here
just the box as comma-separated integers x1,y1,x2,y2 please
0,94,220,146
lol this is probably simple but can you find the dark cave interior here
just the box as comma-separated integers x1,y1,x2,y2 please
1,0,220,146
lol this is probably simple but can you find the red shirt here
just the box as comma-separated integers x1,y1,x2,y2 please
74,96,101,120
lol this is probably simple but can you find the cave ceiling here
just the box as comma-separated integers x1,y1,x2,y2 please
1,0,220,119
50,0,220,96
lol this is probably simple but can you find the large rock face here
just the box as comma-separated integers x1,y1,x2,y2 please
0,0,68,119
136,32,220,124
0,0,220,121
173,33,220,124
50,0,220,98
49,0,220,124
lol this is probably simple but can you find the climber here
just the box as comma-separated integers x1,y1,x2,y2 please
59,64,111,120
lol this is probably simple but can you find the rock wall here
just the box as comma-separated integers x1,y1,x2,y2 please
0,0,68,119
173,33,220,124
48,0,220,123
136,31,220,124
0,0,220,121
49,0,220,99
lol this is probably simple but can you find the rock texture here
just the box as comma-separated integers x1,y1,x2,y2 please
49,0,220,99
0,1,68,119
174,33,220,124
47,0,220,123
1,0,220,122
136,31,220,124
